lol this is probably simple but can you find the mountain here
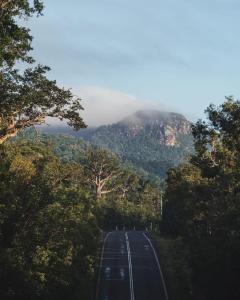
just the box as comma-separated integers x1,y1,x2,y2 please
79,110,193,178
40,110,193,179
114,110,190,146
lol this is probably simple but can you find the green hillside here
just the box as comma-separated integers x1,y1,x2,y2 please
76,110,193,178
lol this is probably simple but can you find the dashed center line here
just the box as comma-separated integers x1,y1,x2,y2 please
125,232,135,300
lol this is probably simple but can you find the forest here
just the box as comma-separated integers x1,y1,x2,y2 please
161,98,240,300
1,1,240,300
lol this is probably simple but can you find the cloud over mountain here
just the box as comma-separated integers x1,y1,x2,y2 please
74,86,170,127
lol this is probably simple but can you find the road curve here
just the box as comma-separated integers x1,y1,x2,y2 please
96,231,168,300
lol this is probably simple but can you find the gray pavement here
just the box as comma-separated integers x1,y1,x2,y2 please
96,231,168,300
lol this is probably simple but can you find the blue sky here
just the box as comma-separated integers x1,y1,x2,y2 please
29,0,240,124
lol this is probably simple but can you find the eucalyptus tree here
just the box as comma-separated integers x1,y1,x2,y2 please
84,146,122,199
0,0,86,144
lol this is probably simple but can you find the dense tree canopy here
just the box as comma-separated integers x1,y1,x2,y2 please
0,140,100,300
0,126,163,298
163,97,240,300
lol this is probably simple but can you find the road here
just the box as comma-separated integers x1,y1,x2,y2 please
96,231,168,300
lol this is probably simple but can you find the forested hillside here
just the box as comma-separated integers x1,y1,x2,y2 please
42,110,193,178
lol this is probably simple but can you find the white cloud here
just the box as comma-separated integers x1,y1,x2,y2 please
73,86,169,126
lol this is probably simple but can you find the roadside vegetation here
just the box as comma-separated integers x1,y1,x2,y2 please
152,235,192,300
0,140,100,299
1,1,240,300
0,1,161,299
161,98,240,300
0,134,162,299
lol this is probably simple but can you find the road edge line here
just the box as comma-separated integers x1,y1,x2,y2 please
125,232,135,300
143,233,169,300
95,231,112,300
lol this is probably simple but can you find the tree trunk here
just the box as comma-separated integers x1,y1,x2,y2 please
96,184,102,199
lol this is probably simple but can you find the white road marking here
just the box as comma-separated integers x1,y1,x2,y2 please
120,243,125,254
105,278,125,281
120,267,125,279
144,244,150,251
142,233,169,300
104,267,111,279
95,232,112,300
125,232,135,300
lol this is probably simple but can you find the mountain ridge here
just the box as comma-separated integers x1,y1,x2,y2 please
40,109,193,178
83,109,191,147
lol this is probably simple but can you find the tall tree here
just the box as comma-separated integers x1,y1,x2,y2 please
84,147,122,199
0,0,86,144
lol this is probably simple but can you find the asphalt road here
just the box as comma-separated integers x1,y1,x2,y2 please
96,231,168,300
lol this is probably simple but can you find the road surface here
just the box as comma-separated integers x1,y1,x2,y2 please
96,231,168,300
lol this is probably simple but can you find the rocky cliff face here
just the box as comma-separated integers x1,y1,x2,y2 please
106,110,191,147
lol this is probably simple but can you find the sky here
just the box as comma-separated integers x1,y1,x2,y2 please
29,0,240,125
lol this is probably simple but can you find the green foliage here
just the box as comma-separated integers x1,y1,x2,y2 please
0,0,44,67
0,130,164,298
97,175,162,230
0,1,164,299
163,97,240,299
83,146,122,199
0,0,85,145
0,141,100,300
153,236,192,300
19,130,163,225
75,113,193,179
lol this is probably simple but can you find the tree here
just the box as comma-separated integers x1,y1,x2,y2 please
0,0,86,144
0,66,85,144
0,0,44,67
163,97,240,300
84,147,122,199
116,169,140,199
0,140,99,300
